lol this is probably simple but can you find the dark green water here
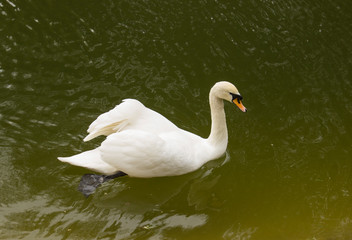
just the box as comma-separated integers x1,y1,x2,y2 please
1,0,352,239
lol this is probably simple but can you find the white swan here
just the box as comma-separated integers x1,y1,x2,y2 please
58,81,246,178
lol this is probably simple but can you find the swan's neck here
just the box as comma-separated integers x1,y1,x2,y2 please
207,94,228,149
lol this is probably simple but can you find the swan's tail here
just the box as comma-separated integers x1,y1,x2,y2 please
58,148,127,197
58,148,117,175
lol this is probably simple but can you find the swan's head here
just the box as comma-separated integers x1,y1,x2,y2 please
211,81,247,112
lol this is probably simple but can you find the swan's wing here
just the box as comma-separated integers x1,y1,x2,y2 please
84,99,144,142
84,99,179,142
100,130,166,177
99,130,192,178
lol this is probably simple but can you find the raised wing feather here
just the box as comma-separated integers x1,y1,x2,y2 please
84,99,144,142
84,98,179,142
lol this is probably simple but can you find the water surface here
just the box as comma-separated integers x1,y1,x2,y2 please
0,0,352,239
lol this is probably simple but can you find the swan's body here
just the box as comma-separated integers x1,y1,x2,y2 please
58,81,246,179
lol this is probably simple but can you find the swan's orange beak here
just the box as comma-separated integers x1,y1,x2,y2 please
233,99,247,112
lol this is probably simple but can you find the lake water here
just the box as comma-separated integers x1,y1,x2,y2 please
1,0,351,239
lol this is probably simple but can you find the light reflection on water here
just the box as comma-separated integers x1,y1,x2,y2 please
0,0,352,239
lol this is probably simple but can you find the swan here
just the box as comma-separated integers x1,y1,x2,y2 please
58,81,246,196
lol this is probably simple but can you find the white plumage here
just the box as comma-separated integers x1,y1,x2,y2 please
58,81,246,177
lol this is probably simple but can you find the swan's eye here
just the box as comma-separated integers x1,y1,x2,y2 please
230,93,243,103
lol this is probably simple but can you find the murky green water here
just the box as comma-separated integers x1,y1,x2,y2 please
1,0,352,239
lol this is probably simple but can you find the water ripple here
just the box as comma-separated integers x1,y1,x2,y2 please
0,0,351,239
